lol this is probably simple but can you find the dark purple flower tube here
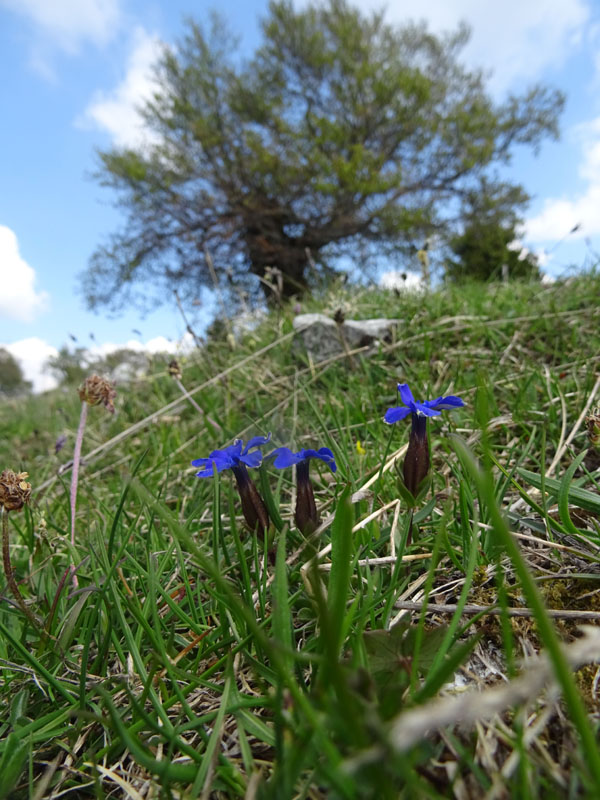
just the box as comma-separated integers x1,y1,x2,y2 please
231,464,270,535
403,413,430,497
268,446,337,535
295,459,319,535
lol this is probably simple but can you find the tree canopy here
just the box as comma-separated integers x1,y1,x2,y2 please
445,221,540,283
0,349,31,396
82,0,563,312
444,178,540,282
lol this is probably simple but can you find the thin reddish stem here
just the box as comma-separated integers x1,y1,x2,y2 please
69,402,88,588
2,507,41,629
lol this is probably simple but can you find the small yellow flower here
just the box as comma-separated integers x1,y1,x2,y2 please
356,440,366,456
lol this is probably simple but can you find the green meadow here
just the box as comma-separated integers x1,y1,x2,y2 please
2,273,600,798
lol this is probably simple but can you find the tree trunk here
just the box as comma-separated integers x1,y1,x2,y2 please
246,234,310,303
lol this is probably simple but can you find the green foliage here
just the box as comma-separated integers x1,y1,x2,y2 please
445,219,540,282
46,346,89,386
82,0,562,313
2,273,600,797
363,621,449,717
0,349,30,396
46,345,161,388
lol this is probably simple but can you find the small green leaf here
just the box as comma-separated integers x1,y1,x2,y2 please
0,733,28,799
9,690,29,730
558,451,590,534
272,527,292,671
518,467,600,515
363,622,413,693
405,624,449,672
328,484,355,658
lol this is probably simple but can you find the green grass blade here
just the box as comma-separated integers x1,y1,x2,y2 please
327,484,355,659
453,435,600,789
518,467,600,515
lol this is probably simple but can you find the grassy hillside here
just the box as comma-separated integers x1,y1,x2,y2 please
1,274,600,798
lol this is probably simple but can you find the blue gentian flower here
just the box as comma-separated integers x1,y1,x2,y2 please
269,446,337,473
268,446,337,534
384,384,464,424
191,434,271,477
191,435,271,534
383,383,464,515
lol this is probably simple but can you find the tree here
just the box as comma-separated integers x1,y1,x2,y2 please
444,179,540,281
82,0,563,312
46,346,89,387
0,349,31,396
444,221,540,282
46,346,154,387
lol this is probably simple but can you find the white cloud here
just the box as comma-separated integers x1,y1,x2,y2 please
85,332,195,360
3,338,59,393
0,226,49,322
0,0,120,53
0,332,196,395
526,117,600,242
79,27,164,149
352,0,590,93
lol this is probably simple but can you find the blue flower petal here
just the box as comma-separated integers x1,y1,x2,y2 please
192,436,271,478
413,402,441,417
270,446,300,469
384,406,411,424
385,384,464,424
317,448,337,472
243,434,272,454
268,446,337,472
190,457,212,472
397,383,416,407
239,450,264,468
192,454,231,477
428,395,465,410
303,447,337,472
220,441,243,460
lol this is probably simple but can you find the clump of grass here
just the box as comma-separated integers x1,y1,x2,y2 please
1,273,600,797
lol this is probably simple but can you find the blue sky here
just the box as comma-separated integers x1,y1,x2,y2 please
1,0,599,390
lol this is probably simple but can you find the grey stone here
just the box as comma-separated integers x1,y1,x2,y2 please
292,313,399,362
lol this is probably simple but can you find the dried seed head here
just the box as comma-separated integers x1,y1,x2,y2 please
78,374,116,413
0,469,32,511
586,410,600,448
168,359,182,380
